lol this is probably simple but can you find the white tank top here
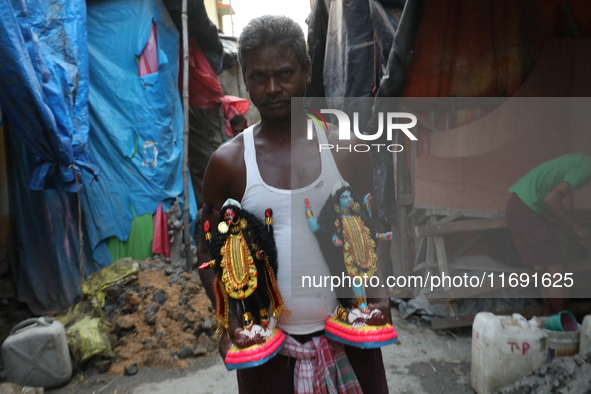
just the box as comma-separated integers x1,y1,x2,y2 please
241,123,342,335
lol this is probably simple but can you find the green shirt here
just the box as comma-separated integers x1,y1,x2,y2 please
509,153,591,214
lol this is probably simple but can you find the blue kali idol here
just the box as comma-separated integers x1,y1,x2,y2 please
304,181,398,348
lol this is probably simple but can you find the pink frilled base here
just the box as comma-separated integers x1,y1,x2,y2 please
224,328,286,370
324,316,398,349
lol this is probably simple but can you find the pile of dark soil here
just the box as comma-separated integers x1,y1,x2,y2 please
103,258,219,375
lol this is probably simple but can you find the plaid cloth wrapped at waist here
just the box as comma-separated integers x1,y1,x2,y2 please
279,335,362,394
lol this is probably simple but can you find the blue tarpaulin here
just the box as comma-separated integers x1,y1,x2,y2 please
0,0,195,314
0,0,99,191
81,0,197,265
0,0,100,314
7,125,97,314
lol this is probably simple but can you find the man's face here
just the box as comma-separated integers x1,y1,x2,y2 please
231,121,246,136
242,45,310,122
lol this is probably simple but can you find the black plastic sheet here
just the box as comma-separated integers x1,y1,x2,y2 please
163,0,224,73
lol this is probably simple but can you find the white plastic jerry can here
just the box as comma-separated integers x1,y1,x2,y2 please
2,317,73,389
580,315,591,354
471,312,548,394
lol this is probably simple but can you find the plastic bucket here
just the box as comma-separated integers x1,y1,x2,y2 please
545,325,580,360
544,310,577,332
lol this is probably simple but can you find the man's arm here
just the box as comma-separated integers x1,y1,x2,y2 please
196,140,246,357
197,151,229,304
543,181,591,243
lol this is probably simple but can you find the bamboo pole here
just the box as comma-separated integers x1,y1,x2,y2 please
181,0,192,272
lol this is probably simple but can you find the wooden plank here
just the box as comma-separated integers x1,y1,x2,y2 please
416,236,436,297
398,193,415,206
447,232,484,263
430,302,591,330
430,306,545,330
410,140,417,195
408,208,423,221
424,207,505,219
413,236,426,268
395,147,413,276
433,236,449,288
438,212,462,224
413,261,437,272
415,218,507,238
427,280,541,304
448,263,534,274
410,209,429,233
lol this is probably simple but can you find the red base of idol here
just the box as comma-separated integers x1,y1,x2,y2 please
224,328,286,370
324,316,398,349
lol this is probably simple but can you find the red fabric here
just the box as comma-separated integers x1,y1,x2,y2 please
152,204,170,258
221,95,250,137
184,38,223,109
139,23,158,77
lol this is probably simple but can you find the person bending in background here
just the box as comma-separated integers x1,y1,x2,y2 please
506,153,591,316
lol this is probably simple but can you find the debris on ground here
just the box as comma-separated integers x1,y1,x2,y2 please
496,351,591,394
0,382,43,394
101,257,219,375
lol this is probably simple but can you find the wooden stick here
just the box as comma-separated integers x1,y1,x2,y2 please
419,349,437,373
181,0,191,272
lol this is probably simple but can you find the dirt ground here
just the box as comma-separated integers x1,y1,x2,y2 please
5,257,591,393
46,308,476,394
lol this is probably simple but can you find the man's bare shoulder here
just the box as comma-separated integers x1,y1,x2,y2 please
203,133,248,205
208,134,246,171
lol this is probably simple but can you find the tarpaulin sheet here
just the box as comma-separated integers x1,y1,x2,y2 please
323,0,375,109
80,0,197,264
186,39,223,109
7,120,110,315
0,0,109,314
163,0,224,73
0,0,99,191
307,0,424,222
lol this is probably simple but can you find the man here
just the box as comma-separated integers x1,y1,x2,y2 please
230,114,247,137
506,153,591,316
197,15,390,393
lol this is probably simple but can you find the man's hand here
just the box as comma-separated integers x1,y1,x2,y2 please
218,332,233,360
217,315,243,361
367,298,392,325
